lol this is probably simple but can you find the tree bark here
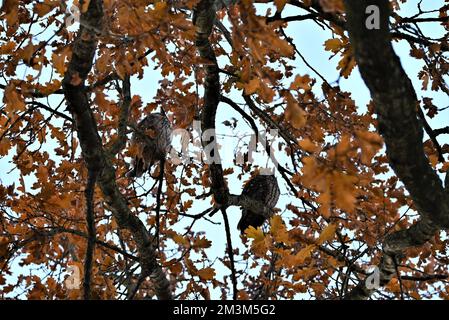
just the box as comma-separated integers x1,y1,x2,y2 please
62,0,171,300
343,0,449,299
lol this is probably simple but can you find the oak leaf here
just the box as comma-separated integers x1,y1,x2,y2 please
316,224,337,245
197,267,216,281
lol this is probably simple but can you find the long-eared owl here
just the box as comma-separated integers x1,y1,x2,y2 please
127,113,172,178
237,174,280,234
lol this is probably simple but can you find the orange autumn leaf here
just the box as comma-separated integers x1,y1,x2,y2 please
2,0,19,26
245,226,264,242
332,171,358,213
3,83,25,113
298,138,320,153
34,1,58,17
294,244,316,264
244,78,260,95
0,237,9,257
0,140,12,156
285,94,307,129
324,38,343,53
51,48,71,75
81,0,91,13
197,267,216,281
316,223,337,245
270,215,290,244
192,237,212,250
17,42,36,65
290,74,312,91
0,41,16,55
172,233,189,247
320,0,345,13
274,0,289,11
356,130,383,165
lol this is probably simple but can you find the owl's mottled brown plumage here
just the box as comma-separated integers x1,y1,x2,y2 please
237,174,280,234
127,113,172,178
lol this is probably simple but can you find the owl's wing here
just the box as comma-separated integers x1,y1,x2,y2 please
238,175,280,233
242,175,280,208
237,209,267,234
127,113,172,178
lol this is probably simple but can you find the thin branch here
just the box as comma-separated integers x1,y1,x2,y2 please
108,75,131,155
220,95,259,141
434,126,449,136
394,259,405,300
25,226,139,261
221,208,238,299
83,170,97,300
126,273,146,300
399,16,449,23
154,159,165,249
266,13,316,24
243,95,297,145
417,107,445,162
400,274,448,281
27,101,73,122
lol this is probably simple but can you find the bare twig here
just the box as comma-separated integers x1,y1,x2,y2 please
83,170,97,300
221,208,238,299
155,159,165,249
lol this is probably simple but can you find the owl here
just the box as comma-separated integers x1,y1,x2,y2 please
127,113,172,178
237,174,280,234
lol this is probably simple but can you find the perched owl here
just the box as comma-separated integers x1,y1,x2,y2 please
127,113,172,178
237,174,280,234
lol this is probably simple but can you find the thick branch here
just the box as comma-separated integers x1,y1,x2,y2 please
194,1,229,205
343,0,449,299
27,101,73,123
52,227,138,261
434,126,449,136
221,208,238,299
62,0,171,300
83,170,97,300
108,75,131,155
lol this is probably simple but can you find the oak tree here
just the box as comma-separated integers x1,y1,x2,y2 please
0,0,448,300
